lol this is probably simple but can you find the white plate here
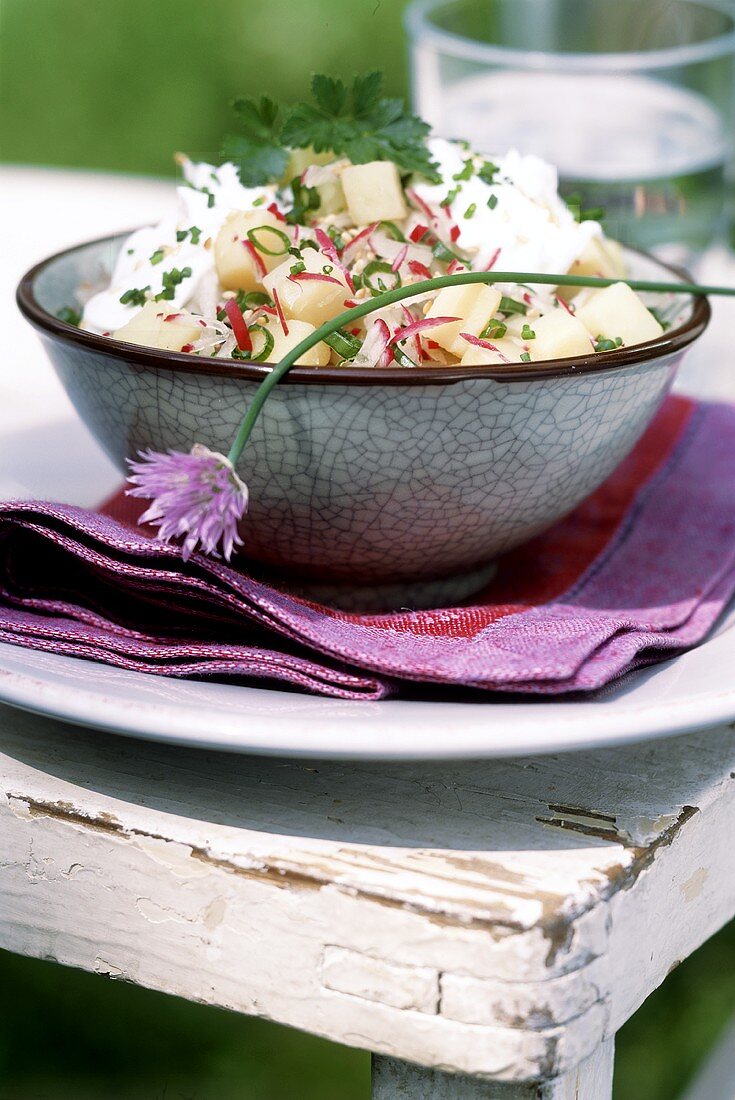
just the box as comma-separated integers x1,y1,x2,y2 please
4,166,735,759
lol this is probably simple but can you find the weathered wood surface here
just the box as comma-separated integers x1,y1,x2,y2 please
1,705,734,1083
372,1042,614,1099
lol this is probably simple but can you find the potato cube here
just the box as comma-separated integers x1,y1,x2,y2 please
559,236,628,300
316,177,346,216
460,337,524,366
341,161,407,225
214,209,287,292
261,317,330,367
528,310,593,361
575,282,664,347
426,285,502,355
263,247,350,327
113,301,202,352
281,147,334,183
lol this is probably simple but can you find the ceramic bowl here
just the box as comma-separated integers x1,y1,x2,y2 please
18,234,709,603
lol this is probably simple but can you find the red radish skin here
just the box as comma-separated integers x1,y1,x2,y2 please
224,299,253,352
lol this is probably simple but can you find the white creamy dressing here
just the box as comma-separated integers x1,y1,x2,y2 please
411,139,600,285
83,160,279,334
82,140,600,333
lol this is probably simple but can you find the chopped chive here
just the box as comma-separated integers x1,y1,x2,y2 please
521,323,536,340
487,194,498,211
464,203,477,219
119,286,150,306
478,161,499,185
379,220,407,242
498,295,527,316
593,335,624,352
235,289,272,311
247,225,291,256
252,195,266,206
324,329,362,360
149,248,165,265
480,318,507,339
362,260,401,295
520,351,532,362
452,158,474,182
290,261,306,275
57,306,82,326
154,267,192,302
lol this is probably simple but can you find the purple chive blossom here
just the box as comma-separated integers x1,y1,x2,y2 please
127,445,248,561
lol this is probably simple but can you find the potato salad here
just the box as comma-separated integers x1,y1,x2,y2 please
82,139,664,369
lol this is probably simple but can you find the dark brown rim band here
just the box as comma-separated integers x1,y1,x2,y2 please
17,231,711,388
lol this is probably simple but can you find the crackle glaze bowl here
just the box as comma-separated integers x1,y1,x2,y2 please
18,233,708,604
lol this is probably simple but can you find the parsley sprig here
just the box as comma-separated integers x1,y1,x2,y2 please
221,72,441,188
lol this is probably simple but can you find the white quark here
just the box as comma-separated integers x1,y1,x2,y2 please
82,159,280,334
412,138,600,283
83,140,601,334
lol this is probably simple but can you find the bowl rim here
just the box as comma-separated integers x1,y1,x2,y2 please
16,230,711,388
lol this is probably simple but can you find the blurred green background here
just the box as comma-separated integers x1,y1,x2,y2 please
1,1,734,1096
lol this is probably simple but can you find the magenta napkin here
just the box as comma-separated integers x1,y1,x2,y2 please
0,395,732,700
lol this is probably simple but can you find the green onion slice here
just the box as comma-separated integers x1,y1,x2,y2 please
362,260,402,295
246,225,291,256
324,329,362,360
233,324,275,363
498,296,527,316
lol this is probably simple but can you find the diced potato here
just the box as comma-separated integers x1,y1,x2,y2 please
575,282,664,347
214,209,287,292
425,285,502,355
281,147,334,183
315,177,346,216
528,310,593,361
341,161,407,225
260,317,330,367
113,301,202,352
460,337,524,366
263,247,350,327
559,236,628,300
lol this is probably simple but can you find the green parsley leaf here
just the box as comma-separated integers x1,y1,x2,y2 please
221,95,289,187
280,72,441,183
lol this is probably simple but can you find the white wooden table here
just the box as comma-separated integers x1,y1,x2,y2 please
2,166,735,1098
2,705,735,1097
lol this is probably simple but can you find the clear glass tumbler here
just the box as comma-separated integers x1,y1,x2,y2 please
406,0,735,261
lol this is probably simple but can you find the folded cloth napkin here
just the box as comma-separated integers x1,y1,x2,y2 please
0,394,733,701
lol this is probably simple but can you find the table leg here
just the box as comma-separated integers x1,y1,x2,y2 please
371,1039,614,1099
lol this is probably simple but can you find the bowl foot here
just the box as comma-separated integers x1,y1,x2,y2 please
282,560,498,612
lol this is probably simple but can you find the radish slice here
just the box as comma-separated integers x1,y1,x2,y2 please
243,239,267,278
272,287,289,336
352,318,391,368
408,260,433,280
485,247,501,271
409,224,429,243
555,294,576,315
389,315,460,347
267,202,286,223
224,299,253,352
459,332,510,362
288,271,344,287
342,222,379,263
313,228,355,291
406,188,438,225
391,244,408,272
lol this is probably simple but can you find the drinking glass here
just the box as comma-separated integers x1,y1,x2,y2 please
406,0,735,261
